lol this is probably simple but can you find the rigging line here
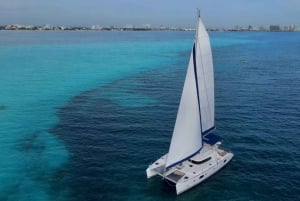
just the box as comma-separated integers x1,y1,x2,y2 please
193,43,202,133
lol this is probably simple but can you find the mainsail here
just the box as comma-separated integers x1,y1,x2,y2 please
165,17,215,169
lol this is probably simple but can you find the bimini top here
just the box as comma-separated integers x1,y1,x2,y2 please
203,133,223,145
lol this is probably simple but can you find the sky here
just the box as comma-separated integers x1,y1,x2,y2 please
0,0,299,28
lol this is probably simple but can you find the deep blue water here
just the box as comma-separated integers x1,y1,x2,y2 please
0,30,299,201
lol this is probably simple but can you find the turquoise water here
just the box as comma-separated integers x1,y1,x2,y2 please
0,31,299,201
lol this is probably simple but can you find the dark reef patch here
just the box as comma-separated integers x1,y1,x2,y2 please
50,65,186,201
0,104,6,111
15,131,46,154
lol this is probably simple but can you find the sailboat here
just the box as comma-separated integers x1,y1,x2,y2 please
146,12,234,195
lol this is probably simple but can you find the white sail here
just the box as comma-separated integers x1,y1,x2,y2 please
195,17,215,134
165,17,214,169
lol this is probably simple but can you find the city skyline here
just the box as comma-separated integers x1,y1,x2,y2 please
1,0,300,27
2,23,299,33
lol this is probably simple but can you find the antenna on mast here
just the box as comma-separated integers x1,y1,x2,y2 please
197,8,201,18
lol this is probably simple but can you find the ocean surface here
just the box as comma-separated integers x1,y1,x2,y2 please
0,30,299,201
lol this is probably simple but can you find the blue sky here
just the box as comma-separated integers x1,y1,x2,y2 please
1,0,299,27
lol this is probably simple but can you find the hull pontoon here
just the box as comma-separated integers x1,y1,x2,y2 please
147,143,233,194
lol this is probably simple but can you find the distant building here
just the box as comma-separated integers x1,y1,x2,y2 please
252,26,260,31
289,24,296,32
283,26,289,32
123,24,134,29
25,25,34,30
248,25,259,31
259,26,269,31
143,24,151,29
5,24,21,30
159,25,167,30
91,25,102,30
43,24,53,30
269,25,281,32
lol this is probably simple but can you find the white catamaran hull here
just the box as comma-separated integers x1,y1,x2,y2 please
146,143,233,195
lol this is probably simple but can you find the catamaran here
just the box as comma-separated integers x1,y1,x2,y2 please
146,13,234,195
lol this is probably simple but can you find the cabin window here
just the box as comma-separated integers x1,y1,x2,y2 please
199,175,204,179
224,160,227,163
189,157,212,165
